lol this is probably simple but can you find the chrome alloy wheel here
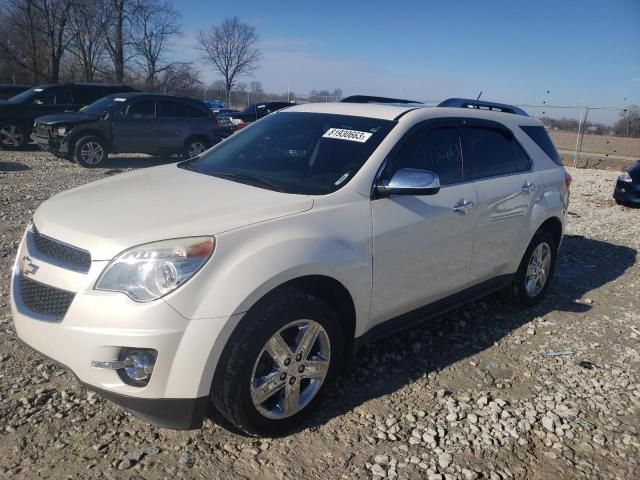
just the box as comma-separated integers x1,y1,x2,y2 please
525,242,552,297
188,141,206,158
80,141,105,165
0,124,24,147
250,319,331,419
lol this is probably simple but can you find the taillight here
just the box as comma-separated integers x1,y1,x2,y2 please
564,171,572,189
211,114,220,128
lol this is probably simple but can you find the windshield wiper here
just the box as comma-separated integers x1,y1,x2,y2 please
208,170,286,192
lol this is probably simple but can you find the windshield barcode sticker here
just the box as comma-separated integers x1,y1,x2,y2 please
114,98,127,102
323,128,372,143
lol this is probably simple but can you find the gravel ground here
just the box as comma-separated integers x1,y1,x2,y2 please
0,150,638,480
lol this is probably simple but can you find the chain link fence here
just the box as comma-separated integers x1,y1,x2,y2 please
516,104,640,169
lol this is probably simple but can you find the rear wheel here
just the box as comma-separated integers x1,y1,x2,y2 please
184,138,209,159
74,136,107,167
211,288,343,436
0,123,26,148
507,229,557,306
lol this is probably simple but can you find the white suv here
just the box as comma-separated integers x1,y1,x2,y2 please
11,96,570,436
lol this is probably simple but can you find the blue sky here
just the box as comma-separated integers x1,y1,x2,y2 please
176,0,639,118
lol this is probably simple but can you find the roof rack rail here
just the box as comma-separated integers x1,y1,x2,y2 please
438,98,528,116
341,95,423,105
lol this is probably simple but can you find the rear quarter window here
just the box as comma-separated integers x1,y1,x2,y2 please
521,125,563,165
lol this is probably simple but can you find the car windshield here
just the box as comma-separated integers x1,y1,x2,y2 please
80,95,129,116
6,86,46,103
181,111,395,195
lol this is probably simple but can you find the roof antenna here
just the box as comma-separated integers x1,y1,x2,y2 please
475,90,483,109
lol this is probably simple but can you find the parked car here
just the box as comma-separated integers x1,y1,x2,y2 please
0,84,31,101
215,108,239,118
11,96,570,436
31,93,224,167
0,83,136,148
204,100,225,110
613,160,640,206
232,101,294,124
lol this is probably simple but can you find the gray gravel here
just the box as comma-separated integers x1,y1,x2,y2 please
0,150,639,479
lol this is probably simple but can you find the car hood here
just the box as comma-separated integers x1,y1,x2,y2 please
35,112,100,126
33,164,314,260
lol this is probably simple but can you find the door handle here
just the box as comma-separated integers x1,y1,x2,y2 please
453,199,475,214
522,181,536,194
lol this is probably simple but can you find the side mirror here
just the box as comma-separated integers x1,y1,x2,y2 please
376,168,441,197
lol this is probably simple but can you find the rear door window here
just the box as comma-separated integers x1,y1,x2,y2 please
514,141,532,171
462,126,517,179
157,99,188,118
185,103,209,118
388,126,464,185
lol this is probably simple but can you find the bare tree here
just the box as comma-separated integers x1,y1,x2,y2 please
196,17,261,105
104,0,129,83
250,80,263,94
158,63,202,97
32,0,75,82
68,0,109,81
130,0,181,90
0,0,73,83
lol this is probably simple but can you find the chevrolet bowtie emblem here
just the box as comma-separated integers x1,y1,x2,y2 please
20,255,39,276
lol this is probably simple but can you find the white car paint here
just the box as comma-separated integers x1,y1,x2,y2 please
10,101,568,420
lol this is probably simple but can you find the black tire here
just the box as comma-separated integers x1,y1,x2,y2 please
0,122,27,149
73,136,108,168
183,137,210,159
506,229,557,306
211,287,343,437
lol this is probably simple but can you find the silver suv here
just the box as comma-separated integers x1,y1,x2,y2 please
11,96,570,436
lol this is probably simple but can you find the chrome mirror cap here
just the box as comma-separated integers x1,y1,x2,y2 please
377,168,441,197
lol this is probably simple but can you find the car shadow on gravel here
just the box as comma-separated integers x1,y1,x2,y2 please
240,234,635,436
0,161,30,172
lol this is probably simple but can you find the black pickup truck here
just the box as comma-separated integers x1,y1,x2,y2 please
32,93,225,167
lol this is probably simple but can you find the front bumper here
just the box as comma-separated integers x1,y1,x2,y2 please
10,227,239,429
31,130,69,154
613,180,640,205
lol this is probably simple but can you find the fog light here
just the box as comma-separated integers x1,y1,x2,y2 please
117,348,157,387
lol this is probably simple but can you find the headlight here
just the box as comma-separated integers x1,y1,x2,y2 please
56,126,68,136
95,237,214,302
618,171,632,182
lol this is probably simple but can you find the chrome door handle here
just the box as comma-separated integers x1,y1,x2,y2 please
453,200,475,214
522,181,536,194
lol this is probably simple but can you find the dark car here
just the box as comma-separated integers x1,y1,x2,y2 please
0,84,31,100
613,160,640,207
0,82,136,148
232,101,294,124
32,93,224,167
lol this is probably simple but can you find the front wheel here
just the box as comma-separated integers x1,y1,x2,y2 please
0,123,27,148
211,288,343,436
74,136,108,167
507,229,557,306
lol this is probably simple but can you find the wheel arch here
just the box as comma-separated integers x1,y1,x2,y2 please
199,274,358,397
537,216,563,250
69,129,111,151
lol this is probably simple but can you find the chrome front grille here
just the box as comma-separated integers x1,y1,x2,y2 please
18,275,75,321
29,226,91,272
